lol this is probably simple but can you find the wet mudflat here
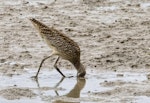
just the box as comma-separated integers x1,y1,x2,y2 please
0,69,150,103
0,0,150,102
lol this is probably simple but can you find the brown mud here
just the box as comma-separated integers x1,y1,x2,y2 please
0,0,150,102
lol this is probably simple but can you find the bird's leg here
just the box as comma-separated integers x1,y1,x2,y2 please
54,56,66,77
54,57,74,78
32,55,52,79
54,77,65,96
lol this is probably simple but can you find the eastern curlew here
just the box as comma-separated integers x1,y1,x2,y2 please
29,18,86,78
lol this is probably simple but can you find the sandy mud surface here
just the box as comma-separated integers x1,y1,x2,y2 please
0,0,150,103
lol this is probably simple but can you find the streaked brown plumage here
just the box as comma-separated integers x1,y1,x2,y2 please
29,18,86,78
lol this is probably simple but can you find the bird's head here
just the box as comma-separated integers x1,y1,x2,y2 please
75,62,86,77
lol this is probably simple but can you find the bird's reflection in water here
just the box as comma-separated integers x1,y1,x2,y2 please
66,78,86,98
54,77,86,103
35,77,86,103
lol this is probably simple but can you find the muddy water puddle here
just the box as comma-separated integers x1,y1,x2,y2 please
0,69,150,103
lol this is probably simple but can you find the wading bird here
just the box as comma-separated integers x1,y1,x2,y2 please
29,18,86,78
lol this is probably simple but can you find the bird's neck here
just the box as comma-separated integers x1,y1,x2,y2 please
73,61,81,69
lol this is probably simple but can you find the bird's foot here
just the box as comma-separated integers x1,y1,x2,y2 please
31,76,38,81
66,75,74,78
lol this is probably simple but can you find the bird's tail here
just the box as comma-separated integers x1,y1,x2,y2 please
29,18,49,29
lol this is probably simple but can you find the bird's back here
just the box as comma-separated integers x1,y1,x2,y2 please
29,18,80,62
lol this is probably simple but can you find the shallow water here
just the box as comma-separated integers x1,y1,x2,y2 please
0,0,150,102
141,3,150,8
0,69,149,103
